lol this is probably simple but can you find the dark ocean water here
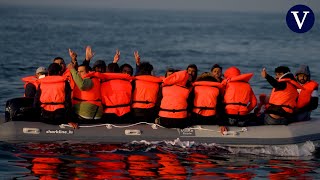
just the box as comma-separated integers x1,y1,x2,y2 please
1,5,320,179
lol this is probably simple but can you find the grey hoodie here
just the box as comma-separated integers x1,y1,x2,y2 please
295,65,311,79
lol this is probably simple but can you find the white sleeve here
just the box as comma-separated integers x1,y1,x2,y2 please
311,90,318,97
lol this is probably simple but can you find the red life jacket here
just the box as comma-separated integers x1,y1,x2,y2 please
39,76,66,112
72,72,101,107
269,78,302,113
132,75,162,109
22,76,39,96
296,80,318,108
223,73,257,115
100,73,132,117
159,70,190,119
192,81,222,116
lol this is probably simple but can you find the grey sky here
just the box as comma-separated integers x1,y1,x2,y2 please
1,0,320,12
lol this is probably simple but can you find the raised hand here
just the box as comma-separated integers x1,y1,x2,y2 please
67,62,75,70
261,68,267,78
113,49,120,63
134,51,140,66
68,48,78,64
85,46,95,61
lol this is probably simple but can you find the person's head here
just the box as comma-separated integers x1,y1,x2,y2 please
196,72,217,82
77,64,89,78
120,63,133,76
107,63,120,73
210,64,223,81
275,66,290,80
35,66,48,78
186,64,198,82
224,66,241,79
295,65,310,84
47,63,62,76
93,60,106,73
53,57,66,73
136,62,153,75
165,68,176,77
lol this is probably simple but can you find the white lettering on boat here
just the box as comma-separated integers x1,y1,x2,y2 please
179,128,195,136
45,129,74,134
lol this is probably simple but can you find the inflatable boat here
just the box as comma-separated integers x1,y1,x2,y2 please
3,97,320,147
0,116,320,147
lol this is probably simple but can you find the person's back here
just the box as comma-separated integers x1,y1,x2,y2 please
34,63,72,124
22,67,47,98
294,65,319,121
158,70,191,128
261,66,302,125
132,62,162,123
222,67,257,126
191,73,223,125
99,72,132,123
69,63,103,123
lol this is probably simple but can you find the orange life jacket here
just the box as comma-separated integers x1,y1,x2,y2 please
296,80,318,108
269,78,302,113
72,72,101,107
223,73,257,115
39,76,66,112
63,69,75,90
192,81,222,116
159,70,190,119
22,76,39,96
132,75,162,109
100,73,132,117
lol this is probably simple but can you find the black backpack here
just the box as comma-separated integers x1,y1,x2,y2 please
5,97,39,122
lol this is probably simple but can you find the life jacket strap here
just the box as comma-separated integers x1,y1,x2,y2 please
225,102,247,106
193,106,216,110
160,108,187,112
132,100,155,104
103,104,131,108
269,103,294,109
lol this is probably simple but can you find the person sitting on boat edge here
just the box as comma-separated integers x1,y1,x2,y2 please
22,66,48,98
293,65,318,122
157,70,193,128
260,66,302,125
222,66,257,127
132,62,162,123
211,64,223,83
34,63,74,126
99,69,133,123
191,72,224,125
67,50,103,128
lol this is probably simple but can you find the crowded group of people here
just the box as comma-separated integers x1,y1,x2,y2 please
21,46,318,131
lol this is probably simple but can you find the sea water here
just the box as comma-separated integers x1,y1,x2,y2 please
0,5,320,179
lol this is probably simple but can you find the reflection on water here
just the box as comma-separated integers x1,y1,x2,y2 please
0,142,318,179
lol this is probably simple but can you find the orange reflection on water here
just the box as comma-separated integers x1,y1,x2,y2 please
32,157,62,180
268,159,314,180
157,153,187,180
127,155,158,177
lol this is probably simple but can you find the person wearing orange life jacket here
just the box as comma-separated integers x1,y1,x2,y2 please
293,65,318,122
22,66,48,97
34,63,74,126
191,72,224,125
261,66,302,125
99,71,133,123
132,62,162,123
157,70,193,128
222,67,257,127
67,62,103,126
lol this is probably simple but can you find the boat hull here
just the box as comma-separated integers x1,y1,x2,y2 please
1,117,320,147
